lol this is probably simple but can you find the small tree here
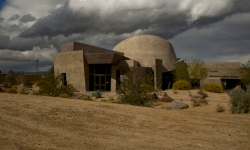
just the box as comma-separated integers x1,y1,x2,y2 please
173,61,190,81
15,71,26,85
186,57,207,88
117,68,154,106
240,59,250,86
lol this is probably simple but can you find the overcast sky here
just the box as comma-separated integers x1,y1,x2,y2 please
0,0,249,73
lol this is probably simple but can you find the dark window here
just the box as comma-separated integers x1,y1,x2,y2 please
61,73,67,86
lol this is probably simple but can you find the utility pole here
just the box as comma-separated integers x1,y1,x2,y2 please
36,59,39,74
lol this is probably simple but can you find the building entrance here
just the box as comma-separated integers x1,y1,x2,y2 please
89,64,111,91
94,75,106,91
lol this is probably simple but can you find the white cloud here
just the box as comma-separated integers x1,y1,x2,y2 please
0,45,58,62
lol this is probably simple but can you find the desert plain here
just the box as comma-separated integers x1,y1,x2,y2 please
0,90,250,150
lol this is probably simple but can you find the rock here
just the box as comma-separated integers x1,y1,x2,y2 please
170,101,189,109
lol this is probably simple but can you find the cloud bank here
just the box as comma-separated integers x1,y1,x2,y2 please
0,0,249,72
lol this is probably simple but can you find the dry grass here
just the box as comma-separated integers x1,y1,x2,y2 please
0,93,250,150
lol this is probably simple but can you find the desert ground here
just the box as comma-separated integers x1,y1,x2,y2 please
0,90,250,150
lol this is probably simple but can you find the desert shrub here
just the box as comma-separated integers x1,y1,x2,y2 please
5,86,18,94
37,67,76,97
173,80,190,90
197,90,208,98
3,70,16,88
216,104,226,112
160,96,173,102
191,97,208,107
229,87,250,114
3,71,27,88
82,94,92,101
92,90,102,99
59,93,71,98
152,92,158,100
117,68,154,107
203,83,224,93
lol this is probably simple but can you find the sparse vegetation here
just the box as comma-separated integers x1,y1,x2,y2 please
216,104,226,113
152,92,158,100
82,94,93,101
92,90,102,99
5,86,18,94
117,68,155,107
36,67,76,97
197,89,208,98
173,80,190,90
191,98,208,107
229,85,250,114
203,83,224,93
186,57,208,88
160,96,173,102
59,93,71,98
240,59,250,86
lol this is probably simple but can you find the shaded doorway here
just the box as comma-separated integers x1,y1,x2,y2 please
162,72,174,90
89,64,111,91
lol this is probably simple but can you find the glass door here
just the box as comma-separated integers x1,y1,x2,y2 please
94,75,106,91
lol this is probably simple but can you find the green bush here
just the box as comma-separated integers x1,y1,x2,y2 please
117,68,154,107
229,86,250,114
172,80,190,90
203,83,224,93
37,67,76,97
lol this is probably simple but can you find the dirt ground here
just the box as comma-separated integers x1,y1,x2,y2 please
0,90,250,150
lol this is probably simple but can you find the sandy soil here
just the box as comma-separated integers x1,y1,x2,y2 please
0,91,250,150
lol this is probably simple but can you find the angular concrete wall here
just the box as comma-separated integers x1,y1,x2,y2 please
54,50,89,92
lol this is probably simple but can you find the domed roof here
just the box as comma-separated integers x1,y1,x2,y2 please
113,35,177,71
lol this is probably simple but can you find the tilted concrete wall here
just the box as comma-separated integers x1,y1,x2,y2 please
54,50,89,92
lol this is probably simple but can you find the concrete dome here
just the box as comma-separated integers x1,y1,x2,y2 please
113,35,177,72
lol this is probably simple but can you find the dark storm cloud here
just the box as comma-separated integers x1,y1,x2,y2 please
170,13,250,61
20,14,36,23
19,1,190,39
0,34,10,48
18,0,250,48
8,14,20,20
191,0,250,28
0,18,4,22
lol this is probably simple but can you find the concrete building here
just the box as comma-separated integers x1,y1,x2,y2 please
54,35,241,92
202,62,241,89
